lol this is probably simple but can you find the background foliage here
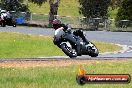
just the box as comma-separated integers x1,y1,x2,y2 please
115,0,132,26
78,0,111,18
0,0,29,12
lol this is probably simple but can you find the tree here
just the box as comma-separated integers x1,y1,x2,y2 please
78,0,110,18
49,0,60,25
0,0,29,12
115,0,132,27
29,0,60,25
109,0,123,10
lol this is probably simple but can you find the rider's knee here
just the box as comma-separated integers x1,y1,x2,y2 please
73,29,84,37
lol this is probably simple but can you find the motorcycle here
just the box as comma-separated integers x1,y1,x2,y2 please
0,17,16,27
53,27,99,58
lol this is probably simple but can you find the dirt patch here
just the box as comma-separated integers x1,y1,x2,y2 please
0,59,131,68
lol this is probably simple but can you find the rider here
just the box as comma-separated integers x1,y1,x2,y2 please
52,19,68,31
0,10,7,20
52,19,89,55
6,11,12,24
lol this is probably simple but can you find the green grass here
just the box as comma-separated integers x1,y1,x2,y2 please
28,0,119,18
0,60,132,88
28,0,81,17
0,32,64,58
0,32,121,58
95,41,121,53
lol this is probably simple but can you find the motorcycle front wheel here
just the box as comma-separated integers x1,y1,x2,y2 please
86,42,99,57
60,43,77,58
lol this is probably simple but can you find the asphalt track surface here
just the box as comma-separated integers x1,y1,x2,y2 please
0,26,132,59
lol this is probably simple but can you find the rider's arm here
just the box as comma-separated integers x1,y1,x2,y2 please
60,24,69,31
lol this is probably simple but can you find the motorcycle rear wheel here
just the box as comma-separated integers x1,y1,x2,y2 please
60,43,77,58
1,21,6,27
13,24,16,27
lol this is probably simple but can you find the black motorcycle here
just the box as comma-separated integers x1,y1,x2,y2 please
53,28,99,58
0,17,16,27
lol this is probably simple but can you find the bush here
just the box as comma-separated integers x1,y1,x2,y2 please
115,0,132,27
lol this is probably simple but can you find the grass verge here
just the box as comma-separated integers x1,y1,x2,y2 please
28,0,117,18
0,60,131,88
28,0,81,17
0,32,121,58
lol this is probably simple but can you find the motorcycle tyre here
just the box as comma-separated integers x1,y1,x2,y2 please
60,43,77,58
1,21,6,27
87,42,99,57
